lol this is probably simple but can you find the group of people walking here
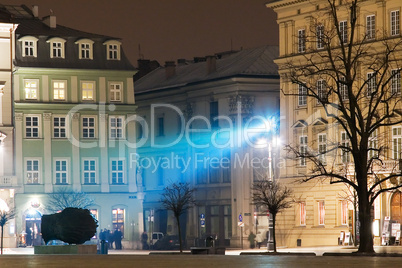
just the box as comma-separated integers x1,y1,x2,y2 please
99,228,123,250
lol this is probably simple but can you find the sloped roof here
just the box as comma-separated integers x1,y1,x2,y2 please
135,45,279,93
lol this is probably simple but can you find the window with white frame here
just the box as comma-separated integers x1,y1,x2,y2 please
317,25,324,49
26,159,40,184
391,69,401,95
111,160,124,184
25,116,40,138
341,200,348,225
317,79,327,103
112,208,125,235
318,133,327,164
368,129,378,159
47,37,66,59
82,117,95,138
75,39,94,60
104,40,121,60
53,80,66,100
109,116,124,139
339,76,348,100
366,15,376,40
300,201,306,226
298,29,306,53
298,84,307,106
24,79,39,100
83,159,96,184
54,159,68,184
53,116,67,138
367,72,376,96
341,131,350,163
392,126,402,159
19,36,38,57
299,135,308,166
339,20,348,44
391,10,400,36
81,81,95,101
110,82,122,102
318,200,325,225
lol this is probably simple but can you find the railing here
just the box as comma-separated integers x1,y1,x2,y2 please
0,176,17,187
344,160,400,175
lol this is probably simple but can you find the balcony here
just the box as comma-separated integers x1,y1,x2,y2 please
344,160,400,175
0,176,17,187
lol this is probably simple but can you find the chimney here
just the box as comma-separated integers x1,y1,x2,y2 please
32,5,39,18
206,55,217,74
43,14,56,29
165,61,176,79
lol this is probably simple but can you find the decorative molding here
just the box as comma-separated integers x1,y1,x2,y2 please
43,113,52,121
228,94,255,115
15,113,23,121
71,113,80,120
99,113,107,121
183,102,194,119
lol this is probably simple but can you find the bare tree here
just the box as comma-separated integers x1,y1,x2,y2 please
0,207,16,255
252,179,293,252
160,182,196,253
280,0,402,253
45,187,95,213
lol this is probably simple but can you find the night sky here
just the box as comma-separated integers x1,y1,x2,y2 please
2,0,279,67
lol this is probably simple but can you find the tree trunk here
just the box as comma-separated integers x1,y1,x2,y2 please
357,194,374,253
176,215,183,253
1,225,3,255
272,213,277,253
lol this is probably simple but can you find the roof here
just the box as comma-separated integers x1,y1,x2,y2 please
135,45,279,94
0,4,32,22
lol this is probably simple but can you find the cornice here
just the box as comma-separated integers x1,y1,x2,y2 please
266,0,310,9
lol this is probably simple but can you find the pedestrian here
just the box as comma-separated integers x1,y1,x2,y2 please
114,229,123,250
141,231,149,250
107,230,114,249
248,231,256,249
256,232,263,249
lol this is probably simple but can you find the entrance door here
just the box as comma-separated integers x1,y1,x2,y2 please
391,191,402,223
25,210,42,246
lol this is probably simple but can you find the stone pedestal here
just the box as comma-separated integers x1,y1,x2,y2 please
34,244,97,254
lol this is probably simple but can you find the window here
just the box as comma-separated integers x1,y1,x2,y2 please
366,15,376,40
158,117,164,136
82,117,95,138
367,72,376,96
26,116,40,138
391,69,401,95
222,149,231,183
111,160,124,184
53,116,67,138
53,80,66,100
318,133,327,164
298,29,306,53
26,159,40,184
339,76,348,100
24,79,39,100
298,84,307,106
210,101,218,128
299,135,308,166
393,126,402,159
157,166,164,186
112,208,125,235
368,129,378,159
75,39,94,60
83,159,96,184
341,131,350,163
341,200,348,226
81,81,95,101
317,25,324,49
339,20,348,44
317,79,327,103
19,36,38,57
54,159,68,184
300,202,306,226
104,40,121,60
391,10,400,36
318,200,325,225
47,37,66,59
110,82,122,102
109,116,124,139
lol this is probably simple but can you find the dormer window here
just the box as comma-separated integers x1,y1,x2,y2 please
103,40,121,60
75,39,94,60
46,37,66,59
19,36,39,57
